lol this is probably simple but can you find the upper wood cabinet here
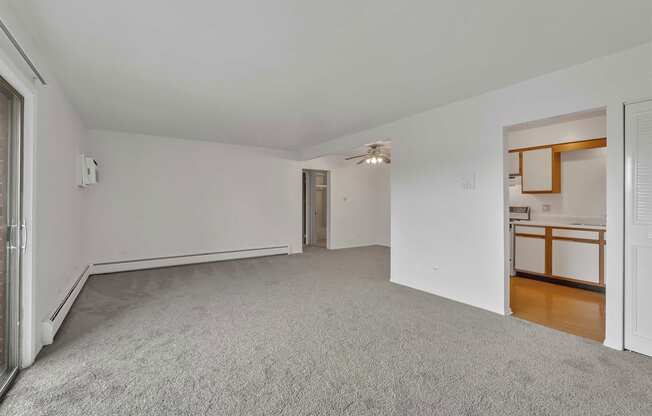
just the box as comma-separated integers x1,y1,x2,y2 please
509,137,606,194
508,152,520,176
521,147,561,193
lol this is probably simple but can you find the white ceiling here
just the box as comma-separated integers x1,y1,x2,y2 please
12,1,652,150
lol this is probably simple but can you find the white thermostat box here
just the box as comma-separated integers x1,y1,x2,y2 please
78,154,98,187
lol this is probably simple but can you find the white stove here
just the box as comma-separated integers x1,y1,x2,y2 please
509,206,531,222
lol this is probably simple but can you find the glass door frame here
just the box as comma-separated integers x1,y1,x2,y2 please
0,75,23,398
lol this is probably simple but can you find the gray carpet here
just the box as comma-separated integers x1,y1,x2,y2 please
2,246,652,415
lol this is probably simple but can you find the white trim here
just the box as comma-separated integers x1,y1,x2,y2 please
40,245,290,345
603,101,626,350
328,243,386,250
90,245,289,275
326,170,332,250
20,83,36,367
624,97,652,106
501,105,626,350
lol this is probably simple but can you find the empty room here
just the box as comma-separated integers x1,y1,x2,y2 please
0,1,651,415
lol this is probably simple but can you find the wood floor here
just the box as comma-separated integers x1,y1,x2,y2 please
510,276,605,342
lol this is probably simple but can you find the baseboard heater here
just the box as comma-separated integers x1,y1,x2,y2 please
41,264,92,345
41,245,289,345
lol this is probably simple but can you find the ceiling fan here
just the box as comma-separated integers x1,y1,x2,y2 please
345,143,391,165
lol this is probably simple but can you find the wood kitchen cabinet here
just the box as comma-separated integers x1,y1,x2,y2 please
515,235,545,274
551,229,603,285
520,147,560,193
508,152,521,176
513,225,605,288
509,138,606,194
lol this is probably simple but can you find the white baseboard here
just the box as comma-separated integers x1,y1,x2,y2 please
90,245,289,275
329,243,390,250
41,245,289,345
41,264,92,345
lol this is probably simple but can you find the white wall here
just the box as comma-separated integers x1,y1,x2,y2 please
85,130,303,262
508,113,606,148
330,164,390,249
299,42,652,350
301,156,390,249
510,149,606,220
508,114,607,221
0,2,89,364
34,74,88,324
85,131,391,263
375,165,391,246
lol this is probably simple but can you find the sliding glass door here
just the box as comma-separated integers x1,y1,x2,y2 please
0,76,23,397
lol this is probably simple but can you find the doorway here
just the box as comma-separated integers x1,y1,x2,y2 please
0,76,23,397
503,109,607,342
302,170,329,248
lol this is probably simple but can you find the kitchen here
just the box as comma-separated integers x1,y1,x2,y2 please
506,109,607,342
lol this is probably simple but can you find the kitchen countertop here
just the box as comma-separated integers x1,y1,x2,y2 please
510,219,606,231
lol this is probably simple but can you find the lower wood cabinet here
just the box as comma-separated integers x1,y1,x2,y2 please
514,225,605,287
552,240,600,284
515,236,545,274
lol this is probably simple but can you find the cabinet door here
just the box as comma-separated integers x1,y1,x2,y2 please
515,236,545,274
552,240,600,283
521,147,559,193
508,152,520,176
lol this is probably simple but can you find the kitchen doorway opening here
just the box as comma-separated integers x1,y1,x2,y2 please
503,108,607,343
302,170,329,248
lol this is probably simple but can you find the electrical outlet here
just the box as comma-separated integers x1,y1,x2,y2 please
542,204,551,212
461,172,476,191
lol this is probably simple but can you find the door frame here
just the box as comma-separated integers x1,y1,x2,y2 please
302,169,330,249
501,106,625,349
0,53,36,368
0,75,24,398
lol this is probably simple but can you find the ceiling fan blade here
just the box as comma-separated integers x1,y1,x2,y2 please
357,159,366,165
345,154,367,160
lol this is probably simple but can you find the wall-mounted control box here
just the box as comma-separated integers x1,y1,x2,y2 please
78,154,98,187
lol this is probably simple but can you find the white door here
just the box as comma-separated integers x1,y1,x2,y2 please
625,99,652,356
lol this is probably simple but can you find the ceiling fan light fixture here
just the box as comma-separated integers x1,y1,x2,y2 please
347,142,391,166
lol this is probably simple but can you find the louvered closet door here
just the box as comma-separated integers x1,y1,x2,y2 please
625,99,652,356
